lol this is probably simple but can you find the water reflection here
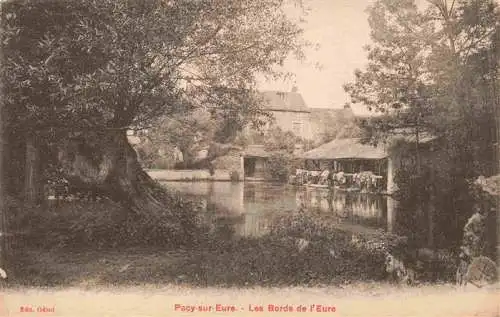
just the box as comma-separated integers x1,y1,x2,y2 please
162,182,398,237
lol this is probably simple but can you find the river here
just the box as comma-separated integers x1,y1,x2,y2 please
162,181,400,238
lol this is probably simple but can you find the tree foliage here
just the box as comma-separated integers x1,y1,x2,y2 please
1,0,308,208
344,0,499,161
313,111,363,146
344,0,499,249
3,0,307,135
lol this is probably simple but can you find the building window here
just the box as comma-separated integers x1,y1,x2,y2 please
292,121,302,135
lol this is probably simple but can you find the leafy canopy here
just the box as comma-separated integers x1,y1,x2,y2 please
344,0,499,154
2,0,308,137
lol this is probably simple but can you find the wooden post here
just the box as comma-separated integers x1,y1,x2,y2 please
387,157,395,194
387,196,398,233
240,154,245,181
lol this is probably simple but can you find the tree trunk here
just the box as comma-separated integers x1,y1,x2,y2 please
56,130,170,216
24,134,43,205
428,184,435,249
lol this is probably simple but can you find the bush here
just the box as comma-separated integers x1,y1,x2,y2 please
151,157,176,169
266,153,293,182
266,211,388,282
12,187,208,251
134,141,179,169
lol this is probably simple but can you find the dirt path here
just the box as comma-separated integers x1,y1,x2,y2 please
0,283,498,317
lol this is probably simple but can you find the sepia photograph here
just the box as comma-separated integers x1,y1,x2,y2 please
0,0,498,316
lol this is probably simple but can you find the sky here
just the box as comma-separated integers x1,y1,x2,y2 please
258,0,376,115
257,0,496,115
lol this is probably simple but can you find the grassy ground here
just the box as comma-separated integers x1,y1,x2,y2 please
9,236,387,288
5,196,484,317
8,199,402,288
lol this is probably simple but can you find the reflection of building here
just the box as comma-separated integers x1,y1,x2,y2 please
296,188,390,229
235,212,271,237
387,196,398,233
168,181,398,238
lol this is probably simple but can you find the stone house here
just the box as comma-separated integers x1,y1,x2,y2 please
245,90,356,142
259,90,312,139
240,90,356,179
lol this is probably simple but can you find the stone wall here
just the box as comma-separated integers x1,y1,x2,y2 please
271,111,312,140
147,169,234,181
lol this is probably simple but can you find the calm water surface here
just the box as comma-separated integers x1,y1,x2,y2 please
162,181,399,237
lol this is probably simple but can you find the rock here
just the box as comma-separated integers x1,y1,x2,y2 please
296,238,310,253
118,264,131,273
329,248,337,258
466,256,498,287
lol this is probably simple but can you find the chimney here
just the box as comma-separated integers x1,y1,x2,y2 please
291,86,298,93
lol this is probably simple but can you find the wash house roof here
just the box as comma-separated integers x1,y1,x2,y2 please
299,138,388,161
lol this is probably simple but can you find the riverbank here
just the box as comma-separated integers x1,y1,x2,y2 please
147,169,237,181
1,283,498,317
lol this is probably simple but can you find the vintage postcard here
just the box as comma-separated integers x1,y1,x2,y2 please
0,0,498,316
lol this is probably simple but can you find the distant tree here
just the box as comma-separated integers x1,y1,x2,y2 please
313,110,362,146
144,110,215,168
343,0,436,159
235,125,312,154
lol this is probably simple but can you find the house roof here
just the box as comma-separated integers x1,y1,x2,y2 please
243,145,273,158
309,107,355,118
299,138,388,160
261,91,309,113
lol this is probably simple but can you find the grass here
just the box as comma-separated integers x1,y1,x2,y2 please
9,232,388,288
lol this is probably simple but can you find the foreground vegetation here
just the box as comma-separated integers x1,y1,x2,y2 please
4,192,460,288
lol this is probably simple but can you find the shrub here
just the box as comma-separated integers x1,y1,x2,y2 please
266,153,293,182
151,157,175,169
12,187,208,251
267,211,388,282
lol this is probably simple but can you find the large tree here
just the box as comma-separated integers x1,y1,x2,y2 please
343,0,436,149
345,0,498,173
344,0,499,248
1,0,307,213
